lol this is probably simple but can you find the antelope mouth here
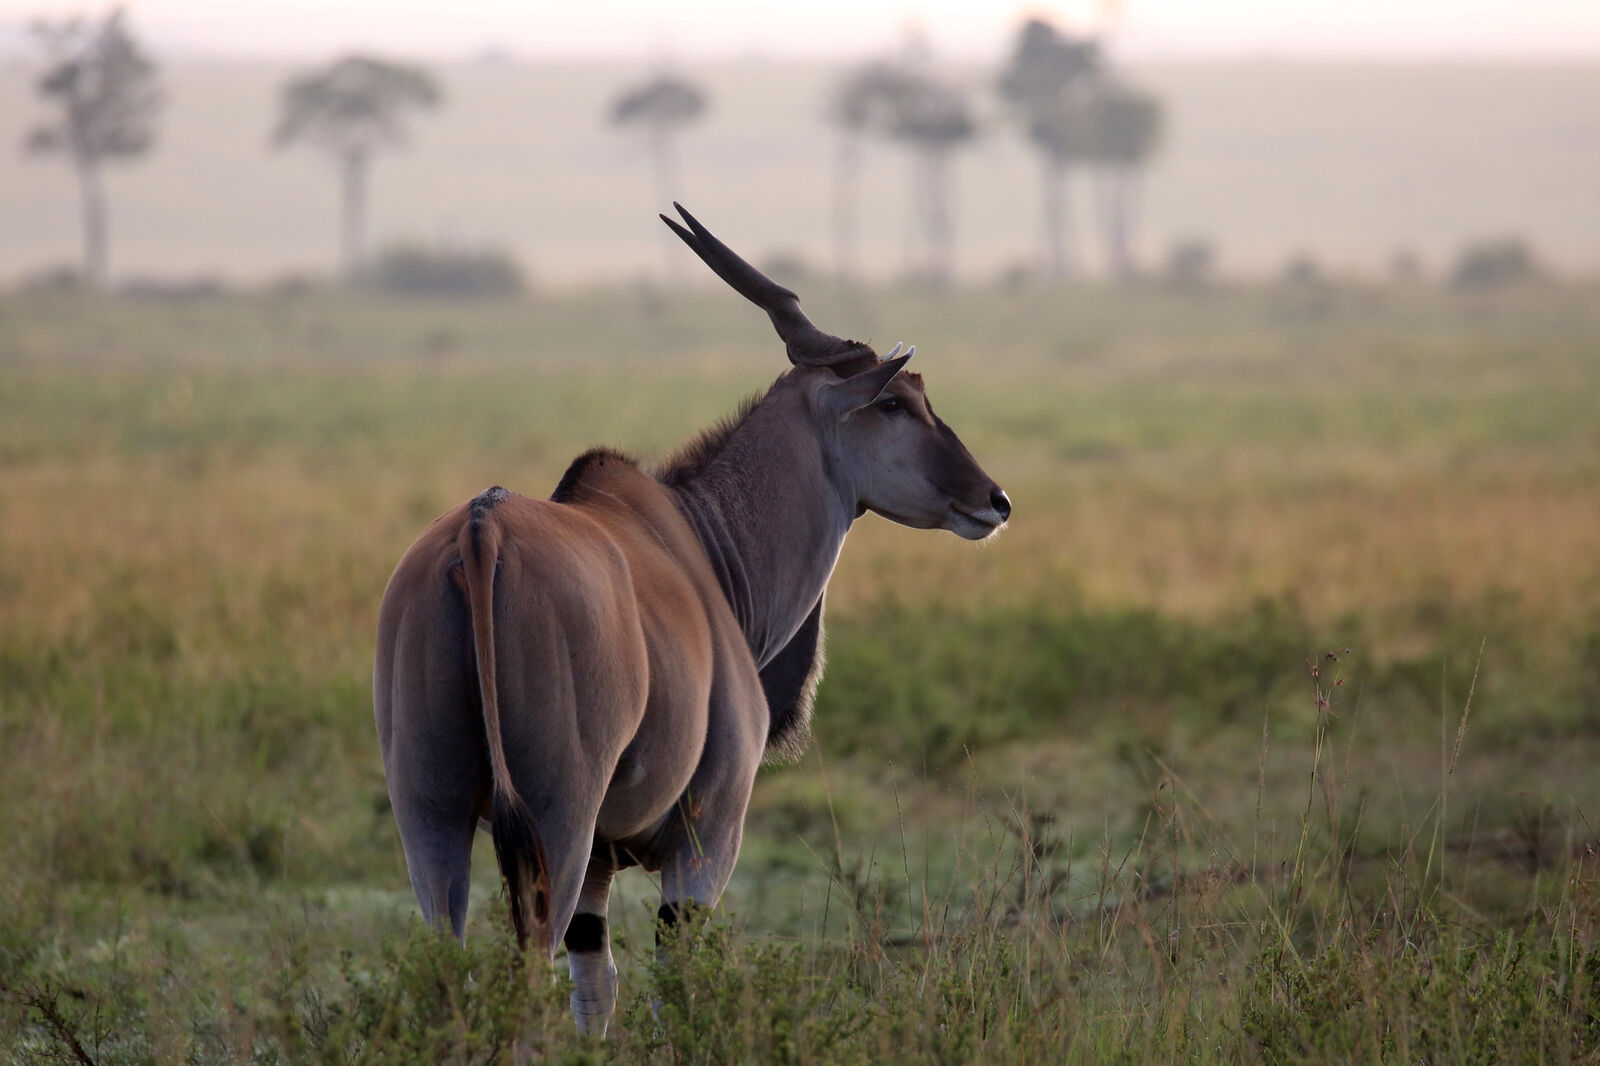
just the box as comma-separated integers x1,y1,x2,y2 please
948,504,1007,541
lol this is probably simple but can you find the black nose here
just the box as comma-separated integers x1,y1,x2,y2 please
990,488,1011,521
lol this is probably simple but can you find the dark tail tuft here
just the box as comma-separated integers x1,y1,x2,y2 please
491,789,550,952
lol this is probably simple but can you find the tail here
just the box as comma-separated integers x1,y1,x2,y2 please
459,487,550,954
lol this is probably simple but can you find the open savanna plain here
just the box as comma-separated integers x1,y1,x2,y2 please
2,279,1600,1063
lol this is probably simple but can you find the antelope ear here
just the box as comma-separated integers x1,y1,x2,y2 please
820,353,913,420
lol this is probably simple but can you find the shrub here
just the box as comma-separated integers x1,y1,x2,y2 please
1163,239,1215,286
1280,252,1324,286
118,275,230,301
1450,237,1541,290
366,244,526,299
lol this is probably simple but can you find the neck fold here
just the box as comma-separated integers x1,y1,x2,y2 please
664,395,854,667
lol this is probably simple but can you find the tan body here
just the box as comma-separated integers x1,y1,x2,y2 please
373,206,1009,1034
376,451,768,902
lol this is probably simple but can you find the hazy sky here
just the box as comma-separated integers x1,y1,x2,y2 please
3,0,1599,61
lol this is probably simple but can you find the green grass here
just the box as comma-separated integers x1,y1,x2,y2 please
3,280,1600,1062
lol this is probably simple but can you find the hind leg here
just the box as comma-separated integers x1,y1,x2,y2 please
376,554,491,942
656,662,763,942
395,800,479,940
386,703,488,940
563,856,620,1035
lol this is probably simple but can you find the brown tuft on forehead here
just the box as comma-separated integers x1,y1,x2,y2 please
899,371,925,391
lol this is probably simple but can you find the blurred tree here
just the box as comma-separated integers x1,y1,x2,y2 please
998,18,1100,279
273,56,442,283
826,62,912,282
610,74,708,277
886,75,977,287
23,8,163,288
1085,82,1162,280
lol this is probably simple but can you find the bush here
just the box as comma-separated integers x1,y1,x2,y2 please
1163,239,1216,286
17,264,84,292
1389,246,1424,282
118,275,230,301
1450,237,1541,290
1280,252,1324,286
818,597,1324,765
366,244,526,299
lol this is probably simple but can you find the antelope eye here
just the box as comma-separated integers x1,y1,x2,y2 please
876,397,904,415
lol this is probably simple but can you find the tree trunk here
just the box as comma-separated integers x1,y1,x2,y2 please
339,148,370,284
923,148,952,288
649,125,680,282
1040,154,1073,281
1099,165,1139,282
902,153,921,280
1089,167,1111,279
78,157,108,288
1110,166,1141,282
832,131,861,283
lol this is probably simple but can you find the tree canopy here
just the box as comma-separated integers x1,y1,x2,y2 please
887,76,977,152
609,76,707,130
273,55,442,159
25,8,162,166
1087,82,1163,167
828,62,915,136
997,18,1100,120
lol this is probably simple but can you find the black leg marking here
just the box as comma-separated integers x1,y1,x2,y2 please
563,912,608,954
654,901,709,949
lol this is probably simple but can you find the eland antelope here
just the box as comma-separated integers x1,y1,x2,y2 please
374,204,1009,1033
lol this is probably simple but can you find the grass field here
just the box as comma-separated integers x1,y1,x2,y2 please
2,278,1600,1062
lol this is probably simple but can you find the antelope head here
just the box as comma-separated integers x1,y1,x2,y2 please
661,204,1011,540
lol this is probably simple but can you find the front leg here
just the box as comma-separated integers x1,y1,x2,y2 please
655,683,764,943
656,790,748,935
655,628,766,954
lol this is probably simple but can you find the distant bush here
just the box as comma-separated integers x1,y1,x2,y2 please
262,272,322,298
1450,237,1541,290
994,259,1033,290
118,275,230,301
1389,246,1424,282
366,244,526,299
1280,252,1324,286
17,265,82,292
1163,239,1215,286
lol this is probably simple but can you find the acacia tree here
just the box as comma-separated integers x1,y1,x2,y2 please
609,74,707,276
825,62,911,282
886,75,976,288
1086,82,1163,279
998,18,1100,280
273,56,441,282
24,8,162,288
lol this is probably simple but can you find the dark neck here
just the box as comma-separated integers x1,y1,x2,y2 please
665,393,854,666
